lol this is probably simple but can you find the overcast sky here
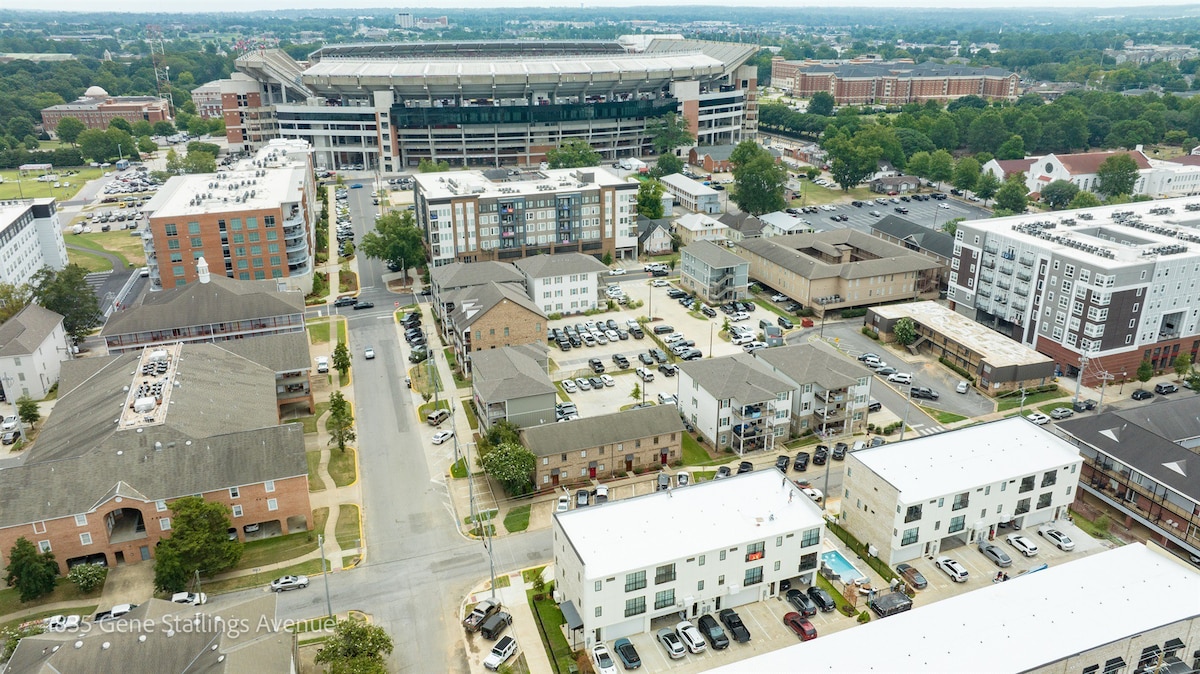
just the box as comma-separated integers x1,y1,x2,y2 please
9,1,1200,13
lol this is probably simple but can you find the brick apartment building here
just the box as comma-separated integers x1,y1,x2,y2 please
770,60,1019,106
443,281,547,375
0,342,311,574
41,86,171,134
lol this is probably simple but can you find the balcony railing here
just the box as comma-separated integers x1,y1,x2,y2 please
984,244,999,254
982,258,995,269
1019,254,1035,266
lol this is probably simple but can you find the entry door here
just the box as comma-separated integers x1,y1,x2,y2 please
660,450,668,466
551,471,559,487
140,546,150,561
625,457,633,472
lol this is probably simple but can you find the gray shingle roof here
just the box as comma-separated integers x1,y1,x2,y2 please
514,252,608,279
521,405,684,458
679,352,793,402
471,345,555,403
753,343,869,391
718,213,763,237
0,304,63,358
430,260,524,290
682,240,747,270
447,281,545,329
101,275,304,337
734,229,942,280
217,332,312,373
637,216,673,244
694,144,738,162
871,215,956,260
7,594,295,674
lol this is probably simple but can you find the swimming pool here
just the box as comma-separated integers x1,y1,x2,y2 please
821,549,868,584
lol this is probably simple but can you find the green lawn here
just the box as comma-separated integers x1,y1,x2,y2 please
66,247,113,272
69,230,145,268
527,586,575,674
328,448,356,487
920,407,969,424
504,504,532,533
1069,507,1123,543
307,321,331,344
203,559,327,596
460,398,479,430
306,451,327,491
417,398,450,419
409,363,442,396
681,433,726,466
450,457,468,478
337,320,347,344
237,526,323,570
445,348,471,388
293,401,331,434
815,574,856,613
693,470,717,482
792,182,876,207
335,505,360,550
522,566,547,585
997,387,1070,411
0,605,99,634
752,298,792,320
0,577,104,620
0,167,107,201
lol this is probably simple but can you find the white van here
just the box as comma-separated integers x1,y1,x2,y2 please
316,356,329,373
426,408,450,426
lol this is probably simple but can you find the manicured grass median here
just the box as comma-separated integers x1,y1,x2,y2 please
450,457,468,478
504,505,532,533
920,407,969,424
203,559,327,596
327,448,357,487
335,505,360,550
306,451,327,491
409,363,442,396
307,321,331,344
997,387,1069,411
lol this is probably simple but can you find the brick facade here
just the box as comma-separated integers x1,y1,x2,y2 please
42,97,171,134
457,299,546,372
532,431,681,490
148,207,292,288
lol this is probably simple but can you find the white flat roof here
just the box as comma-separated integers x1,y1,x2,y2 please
853,417,1080,504
145,166,306,219
713,543,1200,674
413,167,628,201
556,470,824,579
869,301,1052,368
660,172,719,197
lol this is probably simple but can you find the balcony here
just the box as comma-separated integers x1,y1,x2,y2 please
980,271,994,284
984,244,999,254
816,389,847,404
999,265,1014,275
981,258,995,269
977,288,991,299
286,238,308,254
1014,286,1028,297
1016,270,1032,282
1019,254,1035,266
996,279,1011,291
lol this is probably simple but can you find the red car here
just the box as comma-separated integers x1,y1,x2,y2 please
783,612,818,641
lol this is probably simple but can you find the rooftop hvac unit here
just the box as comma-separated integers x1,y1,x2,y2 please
133,397,156,413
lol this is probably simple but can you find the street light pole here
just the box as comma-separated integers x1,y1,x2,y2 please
709,322,715,359
899,382,914,442
318,534,333,618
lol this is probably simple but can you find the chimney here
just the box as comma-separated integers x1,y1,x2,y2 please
197,257,211,284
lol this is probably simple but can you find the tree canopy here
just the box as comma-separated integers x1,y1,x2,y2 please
994,174,1029,214
645,113,694,155
55,117,85,145
807,91,835,117
314,618,395,674
358,210,426,278
153,497,242,593
1095,153,1140,198
480,441,536,496
546,140,601,169
5,537,58,602
636,179,665,219
1040,179,1080,209
729,141,786,215
650,152,683,179
327,391,356,453
30,264,100,342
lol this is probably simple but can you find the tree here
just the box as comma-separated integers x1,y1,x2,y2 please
153,497,242,593
927,150,955,188
332,342,351,380
327,391,356,453
16,396,39,430
630,383,641,403
1137,358,1154,384
153,120,176,136
952,157,981,195
108,117,133,134
906,151,931,180
893,317,918,346
314,618,395,674
359,210,426,279
136,136,157,154
131,120,154,138
601,252,613,266
974,172,1001,205
646,113,694,155
0,282,32,324
994,175,1029,214
29,265,100,342
636,179,665,219
5,537,58,602
1095,154,1140,199
1067,191,1103,209
1174,352,1193,378
479,441,536,496
1187,369,1200,393
808,91,835,117
417,158,451,172
995,135,1026,160
824,135,881,192
181,151,216,174
55,117,85,145
480,419,521,455
546,140,601,169
67,563,107,593
729,141,786,215
1041,179,1080,210
650,152,683,179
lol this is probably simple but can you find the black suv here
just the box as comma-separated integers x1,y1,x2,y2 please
658,363,678,376
612,354,630,369
588,358,605,374
652,324,675,335
832,442,848,461
737,461,753,474
910,386,940,400
1131,389,1154,400
813,445,829,465
774,455,790,472
793,451,809,471
807,586,836,612
333,296,357,307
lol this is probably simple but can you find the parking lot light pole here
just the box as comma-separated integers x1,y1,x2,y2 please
318,534,333,618
899,384,914,442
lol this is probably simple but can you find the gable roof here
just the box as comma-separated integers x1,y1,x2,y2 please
637,216,673,243
693,144,738,162
871,215,956,260
754,343,870,390
682,240,747,269
0,304,63,357
101,275,303,337
216,332,312,373
521,405,684,458
735,229,942,280
471,345,555,402
994,157,1036,177
430,260,524,290
719,213,764,237
513,252,608,279
447,281,544,329
679,352,793,402
1055,150,1151,175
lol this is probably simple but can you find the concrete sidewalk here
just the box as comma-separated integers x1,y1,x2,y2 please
462,569,556,674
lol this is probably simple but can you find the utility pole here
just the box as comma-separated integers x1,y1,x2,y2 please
899,381,914,441
464,440,497,598
318,534,333,618
1072,354,1089,408
1096,370,1114,414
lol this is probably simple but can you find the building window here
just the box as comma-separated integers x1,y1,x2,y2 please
1041,470,1057,488
79,533,92,546
698,554,705,566
904,504,922,523
265,480,275,493
1036,493,1053,510
745,541,765,562
655,563,676,585
719,550,726,561
38,540,51,553
625,570,646,592
1015,498,1031,515
901,527,919,546
951,492,969,511
595,580,602,592
74,514,87,526
801,528,820,547
697,580,705,591
1019,476,1035,493
624,596,646,617
595,606,602,618
232,505,243,517
156,500,167,512
654,589,676,610
800,553,817,571
948,515,965,534
744,566,764,586
161,517,172,531
230,487,240,499
267,498,278,511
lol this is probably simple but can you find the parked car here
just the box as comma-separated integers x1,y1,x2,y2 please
786,588,818,616
483,636,518,671
432,430,454,445
956,380,971,394
1005,533,1039,557
813,445,828,465
1156,382,1180,394
556,495,571,513
934,556,969,582
793,451,809,471
658,363,678,377
978,542,1013,567
1131,389,1154,400
910,386,940,400
591,643,618,674
675,620,707,653
657,472,671,491
737,461,753,474
868,398,882,412
656,628,687,659
695,614,729,650
1026,412,1051,425
1050,407,1074,419
887,372,913,385
562,379,578,393
831,442,848,461
783,612,818,641
895,563,927,590
715,466,732,479
352,300,374,310
1038,527,1075,551
807,586,836,612
1,430,19,445
270,575,309,592
613,638,641,669
718,608,751,642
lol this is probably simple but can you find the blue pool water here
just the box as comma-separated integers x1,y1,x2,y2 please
821,550,868,583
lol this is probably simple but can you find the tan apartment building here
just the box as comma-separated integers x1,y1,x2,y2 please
142,139,316,292
769,60,1019,106
444,281,547,375
734,229,943,318
0,342,311,574
522,405,685,489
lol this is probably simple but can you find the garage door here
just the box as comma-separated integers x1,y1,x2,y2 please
725,585,760,609
602,616,645,642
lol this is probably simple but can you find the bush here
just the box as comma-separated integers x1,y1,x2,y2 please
547,312,563,321
939,357,975,383
857,610,871,623
68,563,107,593
861,326,879,339
840,307,867,318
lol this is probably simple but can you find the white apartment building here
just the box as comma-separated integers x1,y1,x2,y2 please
0,198,69,287
677,353,792,454
948,196,1200,386
659,173,722,214
842,417,1082,566
414,168,638,267
0,304,69,401
554,470,826,647
513,252,609,316
674,212,728,247
754,343,873,437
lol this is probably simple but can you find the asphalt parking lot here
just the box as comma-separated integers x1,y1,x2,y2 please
802,194,991,237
